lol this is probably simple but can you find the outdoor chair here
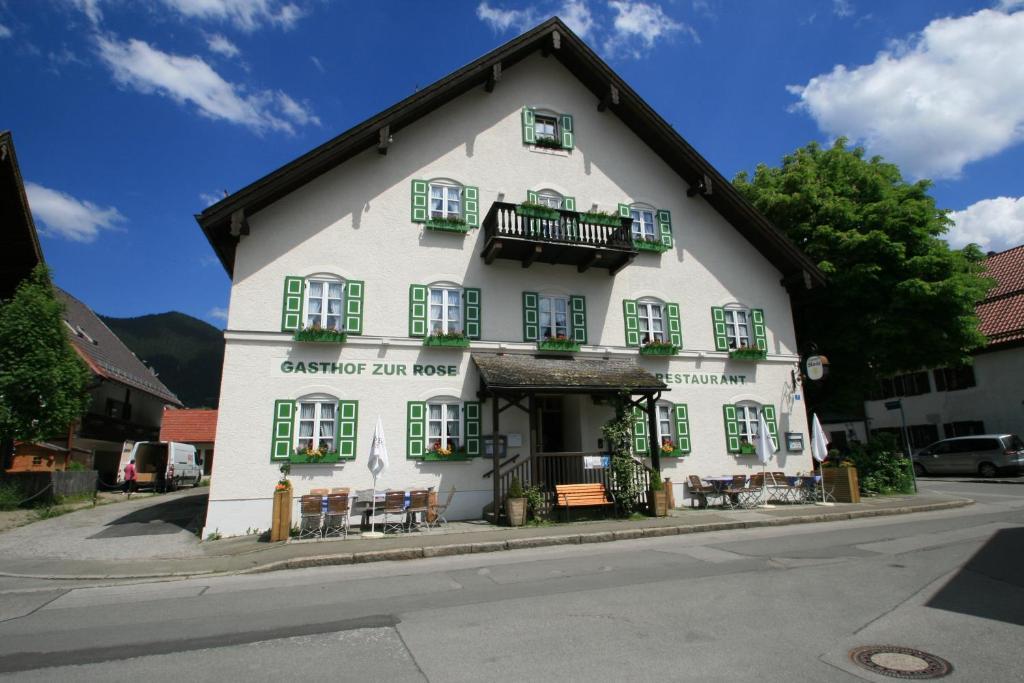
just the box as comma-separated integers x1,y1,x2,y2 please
354,488,377,528
309,488,329,496
298,495,323,540
723,475,758,509
405,490,430,532
428,486,456,529
766,472,794,503
686,475,719,509
323,493,350,539
330,487,350,494
789,477,810,504
382,490,408,534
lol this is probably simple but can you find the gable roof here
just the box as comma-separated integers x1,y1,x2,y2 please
0,131,45,299
56,288,183,406
196,18,824,288
977,244,1024,349
160,408,218,442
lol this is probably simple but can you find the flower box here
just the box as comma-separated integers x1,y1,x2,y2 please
533,136,564,150
729,347,767,360
738,443,756,455
425,218,470,234
660,446,686,458
289,450,352,464
423,334,470,348
418,450,472,462
580,212,623,227
293,327,347,343
640,342,679,356
634,239,670,253
516,203,561,220
538,337,580,352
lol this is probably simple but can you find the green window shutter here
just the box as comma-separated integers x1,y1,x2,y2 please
271,400,294,461
711,307,728,351
464,401,481,456
674,404,691,454
463,287,481,339
723,404,741,453
463,185,479,227
618,203,631,218
762,404,779,450
407,401,426,458
521,107,536,144
409,284,427,337
281,277,304,332
631,406,648,454
563,196,576,211
657,209,673,248
751,309,768,352
623,299,640,347
337,400,358,458
559,113,574,149
522,291,539,341
570,295,587,344
666,302,682,348
526,190,539,203
344,280,364,334
411,179,428,223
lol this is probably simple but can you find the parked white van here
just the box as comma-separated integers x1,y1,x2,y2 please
124,441,203,491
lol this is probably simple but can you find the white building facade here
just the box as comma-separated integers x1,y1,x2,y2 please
198,20,823,536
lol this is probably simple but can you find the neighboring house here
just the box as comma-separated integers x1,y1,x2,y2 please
159,408,218,475
196,19,824,536
854,244,1024,449
57,289,183,485
0,131,44,301
6,441,92,473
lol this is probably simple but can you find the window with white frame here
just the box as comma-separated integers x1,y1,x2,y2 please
637,299,666,344
296,398,337,453
429,286,462,334
536,190,563,209
427,399,461,451
736,403,760,445
630,205,656,241
534,114,558,142
724,307,751,349
304,277,344,331
539,295,569,339
656,403,675,450
429,181,462,220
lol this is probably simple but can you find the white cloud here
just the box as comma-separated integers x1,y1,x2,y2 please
310,55,324,73
476,2,541,33
206,33,240,58
207,306,229,322
560,0,594,38
833,0,854,18
995,0,1024,10
948,196,1024,252
160,0,304,32
604,1,695,57
25,182,125,243
788,9,1024,179
69,0,103,25
0,24,12,39
95,36,317,135
200,191,224,206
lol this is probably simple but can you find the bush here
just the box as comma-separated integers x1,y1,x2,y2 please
66,461,86,471
524,484,545,520
649,471,664,491
507,476,525,499
0,480,26,510
848,433,915,494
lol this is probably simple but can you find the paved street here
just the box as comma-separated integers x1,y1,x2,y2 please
0,478,1021,681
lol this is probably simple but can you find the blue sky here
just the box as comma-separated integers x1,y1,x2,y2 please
2,0,1022,327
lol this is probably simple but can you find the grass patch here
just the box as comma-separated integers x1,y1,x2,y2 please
199,477,211,487
0,481,27,511
33,505,72,521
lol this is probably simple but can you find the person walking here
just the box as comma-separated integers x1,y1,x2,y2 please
124,459,137,498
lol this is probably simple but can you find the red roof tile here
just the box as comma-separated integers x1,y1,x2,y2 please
160,409,218,443
978,245,1024,349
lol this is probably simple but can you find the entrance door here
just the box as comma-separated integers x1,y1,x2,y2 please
538,397,564,452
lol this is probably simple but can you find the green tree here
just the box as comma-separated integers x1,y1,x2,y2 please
733,139,992,412
0,265,91,445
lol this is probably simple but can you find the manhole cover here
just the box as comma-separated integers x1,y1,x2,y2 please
849,646,952,679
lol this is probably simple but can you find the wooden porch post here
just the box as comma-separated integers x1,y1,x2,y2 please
646,393,662,473
491,392,500,521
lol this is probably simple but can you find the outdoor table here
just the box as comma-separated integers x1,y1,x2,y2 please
703,476,742,507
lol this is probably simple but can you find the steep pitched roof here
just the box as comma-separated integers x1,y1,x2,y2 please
0,131,45,298
977,244,1024,349
56,288,183,406
160,408,218,442
196,18,824,288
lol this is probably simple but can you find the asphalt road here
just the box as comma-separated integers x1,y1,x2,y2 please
0,479,1021,682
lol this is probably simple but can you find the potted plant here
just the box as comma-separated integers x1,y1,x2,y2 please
648,471,668,517
270,463,292,542
660,438,680,457
506,476,527,526
739,439,757,455
524,483,545,522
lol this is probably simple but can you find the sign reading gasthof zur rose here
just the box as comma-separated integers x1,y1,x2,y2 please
279,361,459,376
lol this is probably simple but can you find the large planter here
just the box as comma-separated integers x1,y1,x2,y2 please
823,467,860,503
649,489,668,517
270,487,292,542
506,497,527,526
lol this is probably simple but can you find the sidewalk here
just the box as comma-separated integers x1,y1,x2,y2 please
0,491,972,581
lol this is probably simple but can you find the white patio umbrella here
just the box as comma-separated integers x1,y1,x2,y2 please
364,416,389,538
810,413,834,506
755,410,777,508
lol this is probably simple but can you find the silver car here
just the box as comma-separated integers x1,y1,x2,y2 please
913,434,1024,477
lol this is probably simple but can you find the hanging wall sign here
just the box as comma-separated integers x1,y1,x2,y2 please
806,356,826,381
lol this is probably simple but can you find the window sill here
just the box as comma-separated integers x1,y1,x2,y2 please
640,344,679,356
423,336,470,348
528,146,570,157
537,339,581,352
412,451,473,462
289,452,354,464
293,330,347,344
728,348,767,361
633,241,670,253
424,220,471,234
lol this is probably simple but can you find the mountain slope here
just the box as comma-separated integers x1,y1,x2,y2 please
98,312,224,408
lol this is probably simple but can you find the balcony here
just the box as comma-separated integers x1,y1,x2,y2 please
481,202,638,275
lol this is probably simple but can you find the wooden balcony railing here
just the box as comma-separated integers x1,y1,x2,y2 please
481,202,638,275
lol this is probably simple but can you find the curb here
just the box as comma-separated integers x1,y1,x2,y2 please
0,498,973,581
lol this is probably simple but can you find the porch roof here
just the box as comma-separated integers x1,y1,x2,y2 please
472,353,667,395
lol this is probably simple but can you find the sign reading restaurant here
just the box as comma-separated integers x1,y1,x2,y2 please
655,372,749,385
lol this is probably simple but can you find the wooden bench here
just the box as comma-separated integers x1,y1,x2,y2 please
554,483,615,521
